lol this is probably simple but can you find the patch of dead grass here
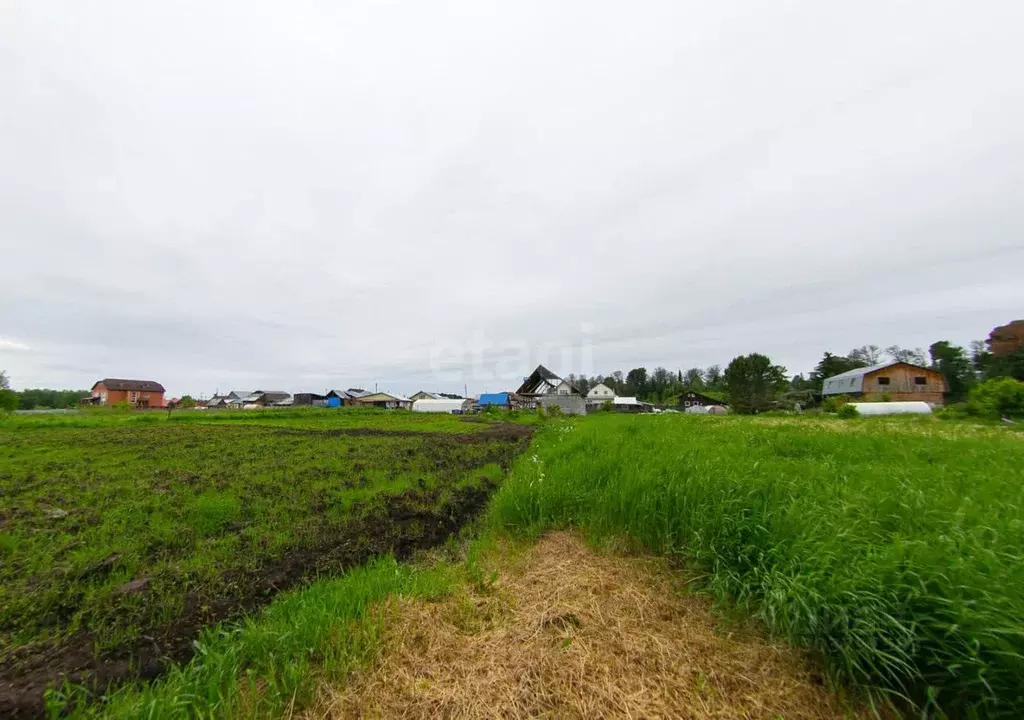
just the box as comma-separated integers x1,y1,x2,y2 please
306,532,857,719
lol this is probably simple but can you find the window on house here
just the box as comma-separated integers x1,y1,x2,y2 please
129,391,138,402
915,376,927,385
877,377,890,386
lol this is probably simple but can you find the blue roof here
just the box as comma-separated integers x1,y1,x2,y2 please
477,392,510,405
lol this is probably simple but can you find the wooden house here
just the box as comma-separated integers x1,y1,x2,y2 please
822,362,947,404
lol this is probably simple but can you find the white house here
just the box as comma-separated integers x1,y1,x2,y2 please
586,382,615,405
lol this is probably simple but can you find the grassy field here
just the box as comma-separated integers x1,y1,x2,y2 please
5,409,1023,718
0,406,514,432
0,409,532,716
489,414,1024,717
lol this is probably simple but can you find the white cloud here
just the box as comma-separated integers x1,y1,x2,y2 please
0,338,31,352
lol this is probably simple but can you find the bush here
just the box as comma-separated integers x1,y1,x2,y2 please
836,403,859,419
969,377,1024,418
0,389,17,412
821,395,853,413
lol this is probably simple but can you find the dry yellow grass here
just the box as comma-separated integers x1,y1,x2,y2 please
306,532,856,720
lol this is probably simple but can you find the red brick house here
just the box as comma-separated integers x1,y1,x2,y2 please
86,379,166,408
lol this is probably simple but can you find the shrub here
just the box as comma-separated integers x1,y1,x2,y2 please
836,403,859,419
821,395,853,413
970,377,1024,418
0,389,17,412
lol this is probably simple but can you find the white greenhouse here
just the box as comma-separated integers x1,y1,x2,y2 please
411,398,470,414
847,401,932,416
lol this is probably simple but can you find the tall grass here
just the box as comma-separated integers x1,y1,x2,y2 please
487,415,1024,717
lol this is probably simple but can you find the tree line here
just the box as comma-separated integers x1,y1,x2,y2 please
0,372,90,411
565,319,1024,414
3,321,1022,415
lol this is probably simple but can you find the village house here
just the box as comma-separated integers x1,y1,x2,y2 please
677,390,727,410
240,391,291,408
293,392,327,407
516,365,586,414
410,391,441,401
352,392,412,410
822,362,947,405
85,379,166,408
585,382,615,407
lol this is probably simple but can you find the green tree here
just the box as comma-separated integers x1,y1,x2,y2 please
15,388,89,409
808,352,866,393
180,395,197,409
724,353,788,414
929,341,974,402
848,345,882,365
649,367,672,401
970,377,1024,418
885,345,926,365
0,371,14,411
682,368,705,389
625,367,648,398
703,365,723,390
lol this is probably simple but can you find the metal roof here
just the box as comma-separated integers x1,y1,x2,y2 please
478,392,510,405
357,392,411,403
93,378,166,392
516,365,563,395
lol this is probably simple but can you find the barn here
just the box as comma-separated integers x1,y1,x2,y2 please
822,362,947,405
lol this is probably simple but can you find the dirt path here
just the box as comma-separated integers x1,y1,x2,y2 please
308,532,855,719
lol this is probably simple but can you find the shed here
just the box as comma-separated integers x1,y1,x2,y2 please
294,393,327,407
412,398,470,414
822,362,946,405
538,394,586,415
477,392,511,408
612,396,652,413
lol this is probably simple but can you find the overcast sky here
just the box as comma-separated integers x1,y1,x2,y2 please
2,1,1023,397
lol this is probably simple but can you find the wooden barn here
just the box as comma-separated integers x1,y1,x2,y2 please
822,361,947,405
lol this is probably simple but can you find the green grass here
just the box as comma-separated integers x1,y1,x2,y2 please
0,417,526,668
0,406,499,433
487,413,1024,717
10,409,1023,718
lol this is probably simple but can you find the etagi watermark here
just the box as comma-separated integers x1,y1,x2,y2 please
428,324,595,387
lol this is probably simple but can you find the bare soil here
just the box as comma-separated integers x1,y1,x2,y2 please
0,470,514,718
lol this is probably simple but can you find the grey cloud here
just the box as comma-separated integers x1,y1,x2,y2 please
2,0,1023,397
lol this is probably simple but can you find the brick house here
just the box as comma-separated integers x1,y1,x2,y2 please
87,379,166,408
